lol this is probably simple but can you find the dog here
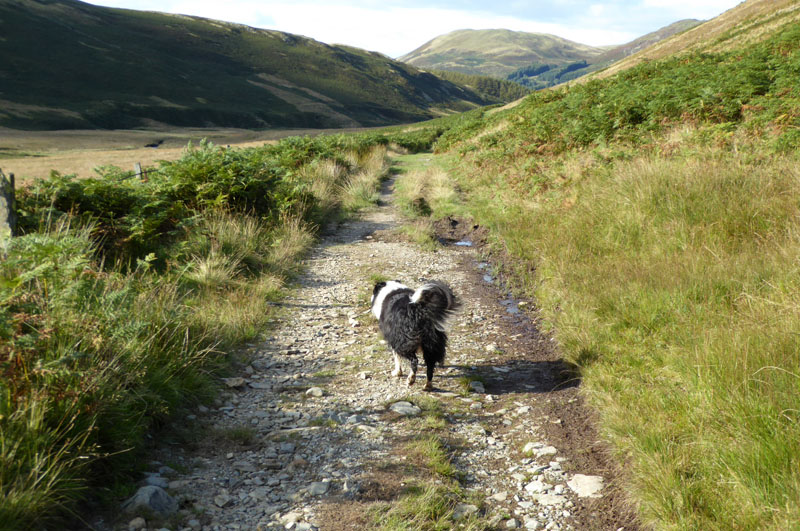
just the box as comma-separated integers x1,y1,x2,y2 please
370,280,459,391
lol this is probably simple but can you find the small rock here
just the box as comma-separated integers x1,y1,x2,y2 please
491,491,508,502
469,381,485,394
536,446,558,458
222,377,247,388
525,520,542,530
357,371,371,380
143,474,169,488
567,474,604,498
506,518,519,529
534,493,567,506
281,511,303,525
524,479,550,494
121,486,178,517
279,442,296,454
128,517,146,531
470,402,483,410
452,503,479,520
308,481,330,496
214,493,234,507
296,524,313,531
389,401,421,416
306,387,324,397
522,442,541,454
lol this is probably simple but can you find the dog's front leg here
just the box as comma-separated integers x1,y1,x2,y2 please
391,352,404,378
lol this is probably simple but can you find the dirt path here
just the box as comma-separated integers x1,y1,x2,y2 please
109,156,638,531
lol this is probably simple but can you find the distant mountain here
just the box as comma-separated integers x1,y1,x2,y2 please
397,29,606,78
0,0,514,131
508,19,703,89
593,19,703,65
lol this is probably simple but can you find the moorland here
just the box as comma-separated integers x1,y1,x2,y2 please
2,0,800,529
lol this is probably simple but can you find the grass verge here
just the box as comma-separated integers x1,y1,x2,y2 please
0,135,390,528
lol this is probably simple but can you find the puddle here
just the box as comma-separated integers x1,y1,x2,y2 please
483,274,494,283
455,240,473,247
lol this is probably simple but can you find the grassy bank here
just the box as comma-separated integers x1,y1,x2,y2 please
398,17,800,530
0,133,392,528
447,145,800,529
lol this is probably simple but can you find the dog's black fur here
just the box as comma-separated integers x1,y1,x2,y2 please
370,280,459,390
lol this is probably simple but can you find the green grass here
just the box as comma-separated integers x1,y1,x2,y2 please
371,432,490,531
0,134,390,528
398,15,800,530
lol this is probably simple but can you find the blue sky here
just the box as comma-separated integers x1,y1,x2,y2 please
83,0,743,57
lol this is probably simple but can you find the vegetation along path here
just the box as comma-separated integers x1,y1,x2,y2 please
116,155,638,531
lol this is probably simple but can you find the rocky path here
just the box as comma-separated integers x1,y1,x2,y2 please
118,157,637,531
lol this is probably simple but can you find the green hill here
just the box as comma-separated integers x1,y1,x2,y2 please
0,0,510,130
397,0,800,528
397,28,606,78
507,19,703,89
398,22,704,90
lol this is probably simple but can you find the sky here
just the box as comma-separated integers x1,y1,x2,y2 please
83,0,744,58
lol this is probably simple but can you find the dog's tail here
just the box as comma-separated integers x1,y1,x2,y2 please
410,281,460,330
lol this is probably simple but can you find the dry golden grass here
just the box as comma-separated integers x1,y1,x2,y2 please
0,126,377,184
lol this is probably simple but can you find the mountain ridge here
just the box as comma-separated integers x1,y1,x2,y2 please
0,0,522,130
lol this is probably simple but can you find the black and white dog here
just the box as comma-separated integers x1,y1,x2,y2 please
370,280,459,390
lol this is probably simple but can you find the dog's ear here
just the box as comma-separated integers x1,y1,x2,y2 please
372,281,387,297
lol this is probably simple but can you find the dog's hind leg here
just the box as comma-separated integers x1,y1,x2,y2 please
422,338,445,392
423,363,435,391
407,354,418,387
391,352,404,378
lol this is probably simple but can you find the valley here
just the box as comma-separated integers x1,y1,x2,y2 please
2,0,800,529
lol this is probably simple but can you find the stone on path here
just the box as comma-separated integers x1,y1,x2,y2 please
306,387,324,397
453,503,479,520
308,481,330,496
221,377,246,388
567,474,605,498
469,380,485,393
389,401,421,416
121,486,178,516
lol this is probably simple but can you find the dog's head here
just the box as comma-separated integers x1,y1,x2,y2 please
370,280,407,319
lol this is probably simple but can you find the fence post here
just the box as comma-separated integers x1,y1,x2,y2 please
1,169,16,245
134,162,148,181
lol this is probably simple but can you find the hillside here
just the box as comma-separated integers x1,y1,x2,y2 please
588,0,800,80
0,0,508,131
399,22,703,90
397,29,606,78
503,20,703,89
390,0,800,528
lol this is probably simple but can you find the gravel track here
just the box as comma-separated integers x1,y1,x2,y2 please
115,158,638,531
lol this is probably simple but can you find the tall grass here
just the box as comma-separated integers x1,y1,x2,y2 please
447,144,800,529
528,151,800,530
388,14,800,530
1,135,389,528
